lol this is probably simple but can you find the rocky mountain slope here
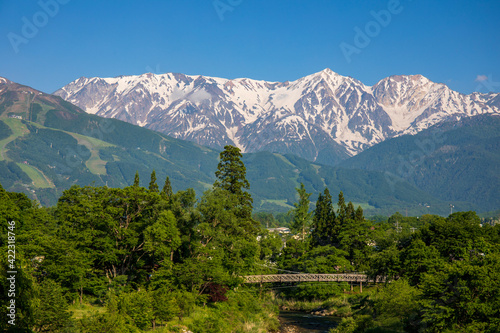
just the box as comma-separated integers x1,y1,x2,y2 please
2,76,465,215
54,70,500,165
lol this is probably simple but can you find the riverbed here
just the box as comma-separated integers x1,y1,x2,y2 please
279,311,340,333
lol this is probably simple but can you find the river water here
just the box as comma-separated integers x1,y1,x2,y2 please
279,311,340,333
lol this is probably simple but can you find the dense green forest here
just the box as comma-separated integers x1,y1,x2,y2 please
1,146,499,332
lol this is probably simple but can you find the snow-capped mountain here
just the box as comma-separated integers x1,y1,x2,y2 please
54,69,500,164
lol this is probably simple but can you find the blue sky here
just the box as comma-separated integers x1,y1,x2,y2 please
1,0,499,94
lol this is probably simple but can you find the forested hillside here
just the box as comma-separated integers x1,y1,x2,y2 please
340,114,500,212
1,146,499,332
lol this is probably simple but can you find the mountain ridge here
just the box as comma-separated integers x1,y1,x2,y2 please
0,76,473,215
53,69,500,164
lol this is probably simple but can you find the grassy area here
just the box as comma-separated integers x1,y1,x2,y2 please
0,118,115,176
70,132,115,149
191,138,214,152
66,293,279,333
68,303,107,320
16,163,53,188
277,296,353,317
32,102,54,124
86,152,107,175
274,285,378,320
352,202,376,211
176,291,280,333
68,132,115,175
260,199,292,209
85,152,105,174
197,180,213,190
0,118,30,161
1,117,113,176
312,164,328,188
274,153,295,167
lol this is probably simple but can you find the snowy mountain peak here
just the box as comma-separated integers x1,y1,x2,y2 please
305,68,345,82
54,70,500,164
318,68,339,78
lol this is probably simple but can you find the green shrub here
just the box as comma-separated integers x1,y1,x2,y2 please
78,312,137,333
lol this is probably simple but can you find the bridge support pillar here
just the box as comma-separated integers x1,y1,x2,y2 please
360,281,362,293
350,282,353,292
259,277,262,296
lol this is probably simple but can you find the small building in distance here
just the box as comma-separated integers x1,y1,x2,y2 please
267,227,291,234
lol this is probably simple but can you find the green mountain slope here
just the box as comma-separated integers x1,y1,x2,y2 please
0,78,219,205
0,77,476,215
339,114,500,212
243,152,473,215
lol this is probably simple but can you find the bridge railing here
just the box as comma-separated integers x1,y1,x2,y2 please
243,273,386,284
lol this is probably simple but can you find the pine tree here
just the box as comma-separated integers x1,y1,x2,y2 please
214,145,249,194
290,183,312,243
214,145,253,218
326,191,349,249
311,187,335,247
337,191,347,222
355,206,364,222
333,193,370,269
346,201,355,220
33,280,72,332
133,171,140,187
192,145,261,279
161,176,173,200
149,170,159,192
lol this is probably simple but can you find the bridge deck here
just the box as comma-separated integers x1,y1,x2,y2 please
243,274,385,284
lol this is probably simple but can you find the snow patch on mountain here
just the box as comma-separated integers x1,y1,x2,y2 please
54,70,500,163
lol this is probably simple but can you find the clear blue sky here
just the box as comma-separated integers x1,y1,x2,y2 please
1,0,499,94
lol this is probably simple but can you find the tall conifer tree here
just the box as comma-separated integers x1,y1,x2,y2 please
214,145,253,218
355,206,364,222
346,201,355,220
161,176,173,199
290,183,312,243
133,171,140,187
337,191,347,223
149,170,159,192
311,187,335,247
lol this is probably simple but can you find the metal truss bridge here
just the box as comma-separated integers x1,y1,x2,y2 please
243,273,385,284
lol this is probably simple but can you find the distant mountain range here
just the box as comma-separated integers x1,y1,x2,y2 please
3,76,493,215
54,69,500,165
